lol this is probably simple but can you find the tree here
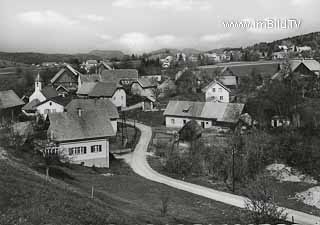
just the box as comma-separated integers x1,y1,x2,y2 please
242,174,287,224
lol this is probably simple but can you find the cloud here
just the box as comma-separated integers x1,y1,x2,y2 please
17,10,78,26
112,0,212,11
200,33,232,42
97,34,113,40
85,14,106,22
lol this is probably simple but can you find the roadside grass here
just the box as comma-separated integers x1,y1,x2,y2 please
148,154,320,218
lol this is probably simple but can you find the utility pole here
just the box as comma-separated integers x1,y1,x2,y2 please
232,147,235,193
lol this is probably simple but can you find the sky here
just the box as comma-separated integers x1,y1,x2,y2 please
0,0,320,54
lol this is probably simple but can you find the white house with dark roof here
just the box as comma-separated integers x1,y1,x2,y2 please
77,81,126,108
202,80,231,103
66,98,119,133
47,110,115,168
33,96,72,119
163,100,244,129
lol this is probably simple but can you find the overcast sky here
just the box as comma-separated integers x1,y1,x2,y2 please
0,0,320,54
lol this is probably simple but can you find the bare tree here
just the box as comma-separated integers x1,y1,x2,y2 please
242,174,287,224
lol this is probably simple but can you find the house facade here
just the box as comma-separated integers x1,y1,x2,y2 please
47,110,115,168
163,100,244,129
0,90,25,126
34,96,71,119
50,64,82,93
202,80,230,103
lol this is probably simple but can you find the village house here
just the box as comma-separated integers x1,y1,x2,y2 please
79,69,138,86
77,81,126,108
50,64,82,94
0,90,25,126
65,98,119,133
140,74,162,82
47,110,115,168
202,80,231,103
163,100,244,129
31,96,72,119
131,78,157,100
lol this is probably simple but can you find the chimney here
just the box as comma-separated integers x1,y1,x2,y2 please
77,108,83,117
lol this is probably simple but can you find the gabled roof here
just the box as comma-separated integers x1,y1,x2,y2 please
35,96,72,108
202,80,231,93
76,82,97,96
99,61,113,70
22,99,40,111
56,85,69,92
0,90,25,109
218,76,237,87
66,98,119,119
88,82,121,98
41,86,59,99
100,69,138,83
291,59,320,72
134,78,157,88
164,100,244,124
50,64,81,83
48,111,115,142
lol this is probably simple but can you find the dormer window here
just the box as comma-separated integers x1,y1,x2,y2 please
182,105,191,113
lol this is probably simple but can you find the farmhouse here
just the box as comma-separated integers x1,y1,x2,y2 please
131,78,157,100
163,100,244,129
50,64,82,93
202,80,231,103
0,90,25,126
77,82,126,108
65,98,119,133
47,110,115,168
32,96,72,119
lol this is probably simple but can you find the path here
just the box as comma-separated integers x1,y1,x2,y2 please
119,121,320,225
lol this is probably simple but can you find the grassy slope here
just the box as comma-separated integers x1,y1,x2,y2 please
0,147,242,225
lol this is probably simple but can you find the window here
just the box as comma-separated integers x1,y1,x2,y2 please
183,120,187,124
91,145,102,153
171,119,175,124
212,88,216,92
220,96,224,101
68,146,87,155
44,109,50,114
219,88,222,92
121,96,123,100
49,102,52,106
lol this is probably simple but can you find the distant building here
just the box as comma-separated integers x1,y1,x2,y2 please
201,80,231,103
47,110,115,168
272,52,287,60
97,61,113,74
0,90,24,125
163,100,244,129
131,78,157,100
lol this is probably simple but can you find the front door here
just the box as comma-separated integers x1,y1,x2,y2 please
201,122,205,128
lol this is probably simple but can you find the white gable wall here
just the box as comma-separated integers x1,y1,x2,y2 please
205,83,229,103
110,89,126,108
165,116,212,129
29,90,46,103
36,101,65,118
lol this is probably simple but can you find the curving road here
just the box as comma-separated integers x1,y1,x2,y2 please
121,121,320,225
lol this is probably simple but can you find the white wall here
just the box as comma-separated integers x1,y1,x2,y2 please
59,138,109,168
36,101,65,118
110,119,117,133
205,83,229,103
29,90,46,103
165,116,212,129
111,89,126,108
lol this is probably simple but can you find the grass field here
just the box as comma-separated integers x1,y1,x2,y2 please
0,144,243,225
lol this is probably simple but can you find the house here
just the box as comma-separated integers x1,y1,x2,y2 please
140,74,162,82
79,69,138,86
77,82,126,108
65,98,119,133
0,90,25,125
272,52,287,60
47,110,115,168
131,78,157,100
163,100,244,129
50,64,82,93
33,96,72,119
218,75,238,89
97,61,113,74
271,116,290,128
202,80,231,103
158,79,176,97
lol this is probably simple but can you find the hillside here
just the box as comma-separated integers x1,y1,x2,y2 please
0,52,101,65
89,50,125,60
0,144,241,225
